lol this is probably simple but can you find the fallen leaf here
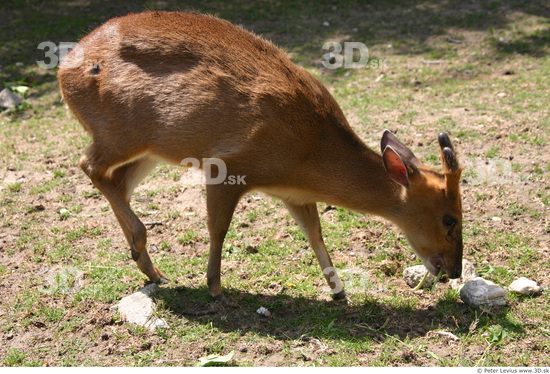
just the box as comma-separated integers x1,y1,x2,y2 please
197,351,235,367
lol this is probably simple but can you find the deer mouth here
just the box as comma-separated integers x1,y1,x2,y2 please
427,256,462,279
428,256,443,276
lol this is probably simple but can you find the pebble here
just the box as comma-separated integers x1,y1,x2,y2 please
460,277,506,307
256,306,271,318
508,277,541,295
403,265,435,289
116,283,169,331
0,88,22,109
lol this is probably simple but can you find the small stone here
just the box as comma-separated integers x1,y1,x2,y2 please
509,277,541,295
449,259,479,290
116,283,169,331
460,277,506,307
101,333,109,341
403,265,435,289
256,306,271,318
0,88,22,109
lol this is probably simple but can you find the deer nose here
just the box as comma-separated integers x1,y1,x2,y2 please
447,265,462,279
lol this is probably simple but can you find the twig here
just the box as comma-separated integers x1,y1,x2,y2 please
422,60,446,65
179,308,218,316
428,330,460,341
446,36,463,44
355,317,390,332
156,358,193,365
73,211,112,218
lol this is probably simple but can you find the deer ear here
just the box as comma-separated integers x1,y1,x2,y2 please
382,145,409,187
381,130,422,187
381,130,421,169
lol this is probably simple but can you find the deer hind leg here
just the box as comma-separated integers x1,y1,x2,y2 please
79,144,167,283
284,202,346,299
205,183,245,301
111,157,159,205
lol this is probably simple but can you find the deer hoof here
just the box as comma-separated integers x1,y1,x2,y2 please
211,293,228,303
156,276,170,284
332,290,347,300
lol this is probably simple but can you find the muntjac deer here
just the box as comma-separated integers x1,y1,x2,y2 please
58,11,463,301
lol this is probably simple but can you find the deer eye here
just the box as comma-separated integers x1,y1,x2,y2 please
443,216,457,228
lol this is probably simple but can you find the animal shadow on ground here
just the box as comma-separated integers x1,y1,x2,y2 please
152,284,524,343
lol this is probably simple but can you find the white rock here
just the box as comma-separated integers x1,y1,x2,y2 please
428,330,460,341
460,277,506,307
403,265,435,289
117,283,169,330
509,277,541,295
256,306,271,318
449,259,479,290
0,88,22,109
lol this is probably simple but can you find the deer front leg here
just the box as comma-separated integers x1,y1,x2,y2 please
284,202,346,299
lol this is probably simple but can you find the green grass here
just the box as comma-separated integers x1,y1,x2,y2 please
177,230,200,246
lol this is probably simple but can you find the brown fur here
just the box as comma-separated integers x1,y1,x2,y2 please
58,11,463,300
